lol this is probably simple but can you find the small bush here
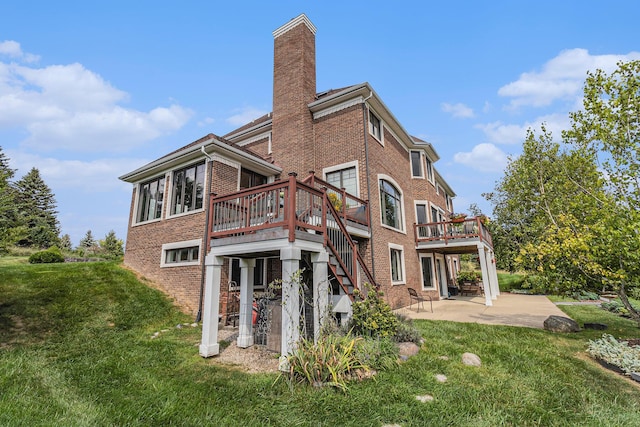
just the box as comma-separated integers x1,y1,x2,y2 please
349,283,399,339
571,291,600,301
587,334,640,375
28,247,65,264
286,334,367,391
457,270,481,285
393,314,423,344
520,275,550,294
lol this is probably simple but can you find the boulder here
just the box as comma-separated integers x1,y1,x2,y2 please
397,342,420,360
462,352,482,367
543,315,580,333
584,322,608,330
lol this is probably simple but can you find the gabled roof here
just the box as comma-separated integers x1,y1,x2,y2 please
119,133,281,183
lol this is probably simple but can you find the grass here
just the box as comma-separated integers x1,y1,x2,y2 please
1,260,640,426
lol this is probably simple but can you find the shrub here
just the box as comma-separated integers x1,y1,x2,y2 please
349,283,399,339
354,337,399,371
28,246,65,264
601,300,640,316
587,334,640,375
571,291,600,301
457,270,481,285
520,274,550,294
393,314,423,344
286,334,367,391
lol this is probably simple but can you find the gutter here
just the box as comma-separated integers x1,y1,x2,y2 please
361,91,376,279
196,145,214,323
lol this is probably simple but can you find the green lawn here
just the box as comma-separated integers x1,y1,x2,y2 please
1,260,640,426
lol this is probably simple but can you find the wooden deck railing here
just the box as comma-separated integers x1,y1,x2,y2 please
302,171,369,227
207,172,375,297
414,217,493,248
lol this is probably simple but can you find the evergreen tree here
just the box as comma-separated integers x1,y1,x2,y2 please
0,147,18,251
99,230,124,258
78,230,98,255
13,167,60,248
59,234,73,251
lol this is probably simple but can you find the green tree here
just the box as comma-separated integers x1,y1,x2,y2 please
99,230,124,259
561,60,640,321
0,147,17,251
78,230,98,256
59,234,73,251
13,167,60,248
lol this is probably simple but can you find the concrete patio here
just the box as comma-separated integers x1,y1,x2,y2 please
395,293,570,329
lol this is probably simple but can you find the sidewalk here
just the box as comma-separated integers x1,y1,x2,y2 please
395,293,569,329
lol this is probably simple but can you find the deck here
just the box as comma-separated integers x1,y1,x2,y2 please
414,217,493,252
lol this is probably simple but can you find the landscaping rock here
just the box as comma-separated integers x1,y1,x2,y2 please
435,374,447,383
462,352,482,367
543,315,581,333
584,322,608,330
416,394,434,403
397,342,420,360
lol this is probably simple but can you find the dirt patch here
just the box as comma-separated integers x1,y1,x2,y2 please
208,327,280,374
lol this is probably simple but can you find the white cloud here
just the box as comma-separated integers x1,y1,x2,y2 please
441,102,474,118
226,107,268,126
198,117,215,127
0,56,192,152
498,48,640,108
0,40,40,63
7,149,144,192
477,113,571,145
453,143,508,173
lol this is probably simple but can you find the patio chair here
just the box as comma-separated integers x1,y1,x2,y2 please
408,288,433,313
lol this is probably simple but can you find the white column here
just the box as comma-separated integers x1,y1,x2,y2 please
280,246,301,359
490,250,500,297
199,254,224,357
237,258,255,348
477,244,493,306
311,251,330,342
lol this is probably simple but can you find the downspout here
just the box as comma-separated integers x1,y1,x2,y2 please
196,145,214,322
361,91,376,279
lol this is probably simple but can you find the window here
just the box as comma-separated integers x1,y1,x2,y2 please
326,166,357,196
420,255,435,290
137,175,164,223
425,157,434,183
240,168,267,189
171,162,206,215
389,244,405,284
369,110,382,140
229,257,267,290
379,179,403,230
161,239,201,267
410,151,423,178
416,203,428,238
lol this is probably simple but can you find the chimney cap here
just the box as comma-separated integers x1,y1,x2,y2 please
273,13,317,38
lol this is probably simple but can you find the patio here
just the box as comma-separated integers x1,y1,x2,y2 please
396,293,569,329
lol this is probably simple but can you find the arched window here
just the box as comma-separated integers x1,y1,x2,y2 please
379,179,403,230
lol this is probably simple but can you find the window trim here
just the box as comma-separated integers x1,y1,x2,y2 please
322,160,360,197
368,109,384,145
425,157,435,184
419,253,437,291
389,243,406,285
133,174,167,225
167,160,207,219
429,202,445,223
410,150,424,179
377,174,406,233
160,239,202,268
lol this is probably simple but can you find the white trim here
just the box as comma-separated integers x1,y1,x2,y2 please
161,239,202,268
165,160,208,219
419,253,437,290
131,173,168,227
388,242,406,285
322,160,360,197
429,202,445,222
368,108,384,146
212,154,240,169
377,174,407,233
313,97,363,120
273,13,317,38
414,200,429,225
410,150,425,179
234,131,272,148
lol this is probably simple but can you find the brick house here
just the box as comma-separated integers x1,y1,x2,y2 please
119,14,498,360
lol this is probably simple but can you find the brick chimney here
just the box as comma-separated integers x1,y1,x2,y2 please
272,14,317,176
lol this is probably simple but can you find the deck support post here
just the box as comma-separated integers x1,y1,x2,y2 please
237,258,256,348
477,244,493,306
311,250,330,343
279,245,301,369
199,254,224,357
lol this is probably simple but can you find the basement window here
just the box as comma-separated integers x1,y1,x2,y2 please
161,239,201,267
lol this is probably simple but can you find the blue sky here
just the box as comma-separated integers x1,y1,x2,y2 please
1,1,639,246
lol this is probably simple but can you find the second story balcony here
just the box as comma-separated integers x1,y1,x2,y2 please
414,217,493,250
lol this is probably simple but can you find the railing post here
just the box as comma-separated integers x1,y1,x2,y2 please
340,187,347,219
321,187,328,246
308,170,315,188
287,172,297,242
